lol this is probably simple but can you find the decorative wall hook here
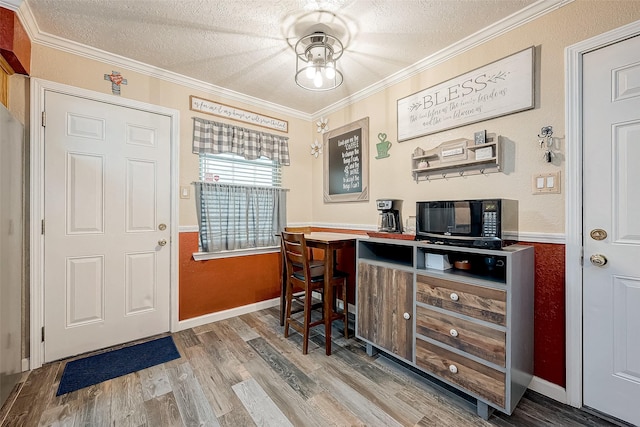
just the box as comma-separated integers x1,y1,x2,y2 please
538,126,554,163
538,126,553,140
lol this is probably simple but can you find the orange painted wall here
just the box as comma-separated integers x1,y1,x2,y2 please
518,241,566,388
178,232,281,320
0,8,31,75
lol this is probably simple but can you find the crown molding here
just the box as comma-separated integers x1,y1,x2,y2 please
16,2,312,121
313,0,573,119
15,0,571,121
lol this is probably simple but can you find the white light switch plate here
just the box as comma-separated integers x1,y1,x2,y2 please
180,186,190,199
532,172,560,194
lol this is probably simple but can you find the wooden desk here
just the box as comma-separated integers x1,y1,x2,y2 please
279,232,358,355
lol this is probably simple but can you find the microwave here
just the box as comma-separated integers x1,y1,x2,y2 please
415,199,518,249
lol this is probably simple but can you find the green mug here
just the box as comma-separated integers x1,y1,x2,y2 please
376,140,392,157
376,133,392,158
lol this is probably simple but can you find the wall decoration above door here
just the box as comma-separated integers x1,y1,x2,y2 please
190,95,288,133
397,46,534,142
103,71,128,95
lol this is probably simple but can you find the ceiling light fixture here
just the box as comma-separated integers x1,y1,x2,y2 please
294,31,344,91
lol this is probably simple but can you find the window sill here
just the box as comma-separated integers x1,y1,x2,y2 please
192,246,280,261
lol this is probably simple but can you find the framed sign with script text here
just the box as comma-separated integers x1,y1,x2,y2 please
323,117,369,203
397,47,534,141
190,95,288,133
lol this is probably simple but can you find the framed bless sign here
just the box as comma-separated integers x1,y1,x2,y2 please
397,46,535,141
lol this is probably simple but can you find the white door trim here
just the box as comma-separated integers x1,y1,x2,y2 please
29,78,180,369
565,19,640,409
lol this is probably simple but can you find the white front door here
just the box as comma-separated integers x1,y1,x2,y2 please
43,91,171,362
583,34,640,426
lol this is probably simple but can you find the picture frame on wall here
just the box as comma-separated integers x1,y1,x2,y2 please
397,46,535,142
323,117,369,203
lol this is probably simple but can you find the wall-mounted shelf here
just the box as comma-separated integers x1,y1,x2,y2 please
411,134,501,182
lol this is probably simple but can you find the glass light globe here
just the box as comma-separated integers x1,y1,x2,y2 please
325,62,335,79
305,65,315,79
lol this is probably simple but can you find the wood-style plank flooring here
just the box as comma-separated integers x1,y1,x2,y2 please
0,307,622,426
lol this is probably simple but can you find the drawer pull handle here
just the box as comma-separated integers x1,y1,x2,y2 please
450,292,459,301
403,312,411,320
449,364,458,374
449,329,458,337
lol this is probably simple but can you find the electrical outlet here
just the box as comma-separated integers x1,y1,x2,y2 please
532,172,560,194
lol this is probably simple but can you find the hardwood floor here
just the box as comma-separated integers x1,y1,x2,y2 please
0,307,622,427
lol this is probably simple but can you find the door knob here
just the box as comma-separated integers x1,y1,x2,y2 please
589,254,607,266
158,223,167,231
403,312,411,320
158,239,167,247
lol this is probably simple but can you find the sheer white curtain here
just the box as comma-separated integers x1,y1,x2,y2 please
195,182,287,252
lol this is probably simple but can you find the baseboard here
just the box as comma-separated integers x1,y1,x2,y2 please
176,297,280,331
528,376,567,404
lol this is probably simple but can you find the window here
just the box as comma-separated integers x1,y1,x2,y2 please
199,153,281,186
195,153,286,255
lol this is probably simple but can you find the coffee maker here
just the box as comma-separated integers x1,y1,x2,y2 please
376,199,402,233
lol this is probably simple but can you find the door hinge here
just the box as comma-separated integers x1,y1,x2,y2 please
41,111,46,127
580,247,584,266
41,219,45,235
41,326,45,342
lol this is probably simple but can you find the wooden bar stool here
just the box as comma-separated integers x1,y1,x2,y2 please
281,231,348,354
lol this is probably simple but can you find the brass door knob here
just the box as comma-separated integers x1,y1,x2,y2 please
589,254,607,266
158,239,167,247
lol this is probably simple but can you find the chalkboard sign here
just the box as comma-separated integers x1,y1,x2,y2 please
323,117,369,203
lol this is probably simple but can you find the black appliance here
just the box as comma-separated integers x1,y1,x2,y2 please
376,199,402,233
415,199,518,248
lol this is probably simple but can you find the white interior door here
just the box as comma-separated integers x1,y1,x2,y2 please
43,91,171,362
583,35,640,426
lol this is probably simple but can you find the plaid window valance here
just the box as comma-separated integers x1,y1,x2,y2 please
192,117,290,166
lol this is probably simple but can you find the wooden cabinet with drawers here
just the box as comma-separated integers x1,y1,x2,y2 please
356,238,534,419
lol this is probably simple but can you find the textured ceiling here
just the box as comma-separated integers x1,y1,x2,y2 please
24,0,542,115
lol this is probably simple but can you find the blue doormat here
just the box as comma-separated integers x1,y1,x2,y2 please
56,336,180,396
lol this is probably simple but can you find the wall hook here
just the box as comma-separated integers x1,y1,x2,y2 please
538,126,553,147
538,126,554,162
